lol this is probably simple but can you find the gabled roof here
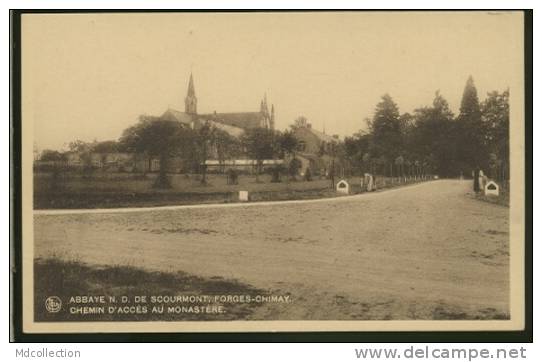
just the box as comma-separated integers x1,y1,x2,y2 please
294,125,337,143
161,108,265,132
200,112,263,130
161,108,194,125
308,127,337,143
207,120,245,138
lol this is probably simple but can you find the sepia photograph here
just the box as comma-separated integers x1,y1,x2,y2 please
15,10,527,334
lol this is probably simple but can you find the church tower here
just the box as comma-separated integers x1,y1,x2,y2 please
270,104,275,130
184,73,197,115
260,94,271,128
260,94,269,116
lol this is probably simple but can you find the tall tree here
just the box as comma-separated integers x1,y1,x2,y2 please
343,131,370,174
481,89,510,180
411,91,456,176
241,128,277,181
459,76,482,121
369,94,403,174
278,130,299,159
120,116,194,188
195,122,217,184
214,129,242,173
456,76,486,173
67,139,95,176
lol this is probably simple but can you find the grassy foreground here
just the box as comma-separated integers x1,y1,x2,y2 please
34,258,509,322
34,257,267,322
475,190,510,207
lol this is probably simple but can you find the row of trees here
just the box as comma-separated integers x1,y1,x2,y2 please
343,76,510,181
119,116,303,187
40,116,304,188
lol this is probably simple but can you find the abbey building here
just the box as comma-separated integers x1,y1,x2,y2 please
161,73,275,137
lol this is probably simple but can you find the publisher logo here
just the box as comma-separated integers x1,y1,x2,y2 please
45,296,62,313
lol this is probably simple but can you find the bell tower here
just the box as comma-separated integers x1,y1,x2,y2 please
184,73,197,115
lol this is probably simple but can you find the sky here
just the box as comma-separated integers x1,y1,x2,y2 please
21,11,524,151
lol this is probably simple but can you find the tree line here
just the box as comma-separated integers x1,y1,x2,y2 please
343,76,509,181
38,115,302,188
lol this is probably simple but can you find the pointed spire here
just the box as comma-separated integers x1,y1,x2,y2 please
269,104,275,130
262,93,269,115
185,72,197,114
187,72,196,97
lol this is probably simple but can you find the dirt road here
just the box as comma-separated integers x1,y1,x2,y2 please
34,180,510,319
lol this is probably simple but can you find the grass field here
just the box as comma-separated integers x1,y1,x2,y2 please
475,187,510,207
34,171,429,209
34,257,267,321
34,256,508,322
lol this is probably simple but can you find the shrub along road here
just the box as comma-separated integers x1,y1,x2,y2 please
34,180,510,320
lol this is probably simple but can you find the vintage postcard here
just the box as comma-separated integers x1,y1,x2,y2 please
16,11,526,334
